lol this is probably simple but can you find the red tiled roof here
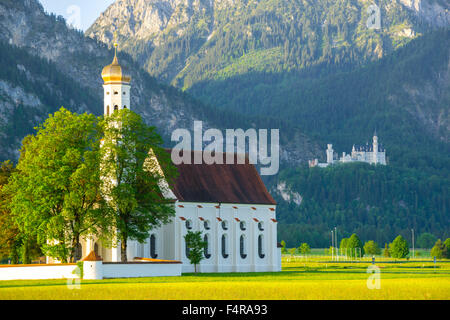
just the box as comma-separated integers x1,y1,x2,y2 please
170,150,276,205
82,251,102,261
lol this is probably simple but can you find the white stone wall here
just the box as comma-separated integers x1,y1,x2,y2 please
0,264,79,281
102,262,181,279
0,262,181,281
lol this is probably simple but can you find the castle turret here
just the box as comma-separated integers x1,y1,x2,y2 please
101,35,131,116
326,144,334,164
373,132,378,164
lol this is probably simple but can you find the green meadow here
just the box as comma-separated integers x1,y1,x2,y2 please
0,255,449,300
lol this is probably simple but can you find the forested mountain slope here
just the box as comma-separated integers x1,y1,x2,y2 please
192,30,450,174
88,0,449,88
0,0,320,163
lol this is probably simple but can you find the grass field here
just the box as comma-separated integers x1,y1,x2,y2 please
0,256,449,300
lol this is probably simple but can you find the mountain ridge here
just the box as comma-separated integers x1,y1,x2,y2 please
0,0,320,163
87,0,449,88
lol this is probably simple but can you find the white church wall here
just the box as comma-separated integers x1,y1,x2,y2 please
170,202,279,273
77,201,280,274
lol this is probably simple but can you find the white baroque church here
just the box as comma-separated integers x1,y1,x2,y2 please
309,134,387,168
59,43,281,273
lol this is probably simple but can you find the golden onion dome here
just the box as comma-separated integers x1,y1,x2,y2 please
101,43,131,84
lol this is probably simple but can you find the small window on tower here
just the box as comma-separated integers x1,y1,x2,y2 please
107,92,110,95
123,92,126,95
114,105,119,111
114,91,118,95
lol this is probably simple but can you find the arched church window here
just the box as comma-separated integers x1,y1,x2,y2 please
186,220,192,230
240,221,246,231
150,234,157,259
258,235,265,259
221,220,228,231
204,234,211,259
94,242,99,256
123,105,127,109
106,105,110,116
240,235,247,259
204,220,210,230
185,240,190,258
114,105,119,111
221,234,229,259
258,222,264,231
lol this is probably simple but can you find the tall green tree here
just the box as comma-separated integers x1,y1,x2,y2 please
383,243,390,258
444,239,450,259
0,161,21,263
417,233,437,249
280,240,287,254
430,239,446,259
100,109,178,262
299,243,311,255
347,234,364,258
389,235,409,259
363,240,381,256
340,238,349,256
184,231,207,273
5,108,111,263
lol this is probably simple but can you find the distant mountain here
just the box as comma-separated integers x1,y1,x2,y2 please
87,0,449,88
0,0,320,163
193,30,450,174
86,0,449,174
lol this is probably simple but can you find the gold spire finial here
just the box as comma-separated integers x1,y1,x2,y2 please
113,31,118,48
112,31,119,64
101,30,131,84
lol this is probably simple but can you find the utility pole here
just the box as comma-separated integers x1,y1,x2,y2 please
334,227,338,261
331,230,334,261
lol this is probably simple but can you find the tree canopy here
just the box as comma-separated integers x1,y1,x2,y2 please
100,109,178,262
389,235,409,259
4,108,111,262
184,231,207,273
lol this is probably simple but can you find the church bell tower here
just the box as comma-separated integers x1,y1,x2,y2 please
101,34,131,116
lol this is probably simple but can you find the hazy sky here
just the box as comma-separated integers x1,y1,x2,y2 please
39,0,115,31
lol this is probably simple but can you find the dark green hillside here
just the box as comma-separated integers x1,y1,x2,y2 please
89,0,441,88
190,30,450,174
274,163,449,247
0,41,102,159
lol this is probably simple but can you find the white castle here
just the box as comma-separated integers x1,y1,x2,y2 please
309,133,387,168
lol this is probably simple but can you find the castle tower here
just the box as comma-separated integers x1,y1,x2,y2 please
101,37,131,116
373,131,378,164
326,144,334,164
